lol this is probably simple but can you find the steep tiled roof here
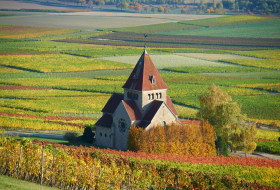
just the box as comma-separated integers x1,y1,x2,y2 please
122,100,142,121
142,100,163,122
122,50,168,91
137,120,151,129
95,114,113,128
166,96,178,116
102,93,124,114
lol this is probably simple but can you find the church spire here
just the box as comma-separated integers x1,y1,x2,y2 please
122,49,168,91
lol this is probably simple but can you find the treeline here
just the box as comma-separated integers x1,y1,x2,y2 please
127,121,216,156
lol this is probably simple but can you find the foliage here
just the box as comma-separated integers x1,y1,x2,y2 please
255,130,280,141
128,122,216,156
215,136,228,156
81,127,95,144
64,131,79,142
0,24,81,39
256,141,280,155
2,138,280,187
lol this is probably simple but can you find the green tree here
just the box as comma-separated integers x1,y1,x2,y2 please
181,8,187,13
215,136,228,156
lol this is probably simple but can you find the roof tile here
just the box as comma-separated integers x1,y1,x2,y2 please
122,50,168,91
95,114,113,128
122,100,142,121
102,93,124,114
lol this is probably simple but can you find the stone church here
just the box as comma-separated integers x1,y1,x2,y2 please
95,49,180,150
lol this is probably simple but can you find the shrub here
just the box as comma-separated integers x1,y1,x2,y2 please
82,127,95,144
64,132,78,142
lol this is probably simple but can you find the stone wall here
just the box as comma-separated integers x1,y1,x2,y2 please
146,103,178,131
112,101,133,150
95,126,113,148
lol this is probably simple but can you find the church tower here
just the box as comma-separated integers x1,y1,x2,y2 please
122,49,168,116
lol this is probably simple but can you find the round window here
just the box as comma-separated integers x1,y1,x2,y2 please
118,118,127,133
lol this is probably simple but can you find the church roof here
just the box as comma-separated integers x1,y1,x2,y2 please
101,93,124,114
142,100,163,122
122,100,142,121
95,113,113,128
166,96,178,116
122,49,168,91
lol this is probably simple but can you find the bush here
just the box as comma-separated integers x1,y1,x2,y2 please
82,127,95,144
64,132,78,142
215,136,229,156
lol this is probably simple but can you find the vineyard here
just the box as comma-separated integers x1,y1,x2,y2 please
0,14,280,189
1,137,280,189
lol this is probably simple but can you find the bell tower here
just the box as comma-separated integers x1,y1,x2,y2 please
122,49,168,116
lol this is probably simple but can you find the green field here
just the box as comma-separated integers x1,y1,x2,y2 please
160,20,280,38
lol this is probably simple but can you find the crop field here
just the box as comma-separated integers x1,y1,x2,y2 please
0,24,81,39
100,15,276,33
220,59,280,70
174,53,259,61
200,71,280,79
0,10,279,189
160,20,280,38
98,54,236,69
0,54,133,72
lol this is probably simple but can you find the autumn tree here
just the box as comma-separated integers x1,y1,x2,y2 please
88,0,93,6
134,2,142,12
181,8,187,13
144,6,149,12
164,7,169,13
158,6,164,12
197,84,257,155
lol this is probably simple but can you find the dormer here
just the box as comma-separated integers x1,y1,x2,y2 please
150,75,156,84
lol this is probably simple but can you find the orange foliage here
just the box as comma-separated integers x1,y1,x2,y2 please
128,121,216,156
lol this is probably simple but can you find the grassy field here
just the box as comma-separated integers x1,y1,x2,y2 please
0,175,60,190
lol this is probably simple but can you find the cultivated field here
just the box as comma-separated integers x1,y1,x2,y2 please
0,8,280,189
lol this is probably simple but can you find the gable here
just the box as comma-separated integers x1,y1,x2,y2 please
122,50,168,91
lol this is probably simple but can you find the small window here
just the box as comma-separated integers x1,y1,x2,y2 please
100,132,102,136
109,135,111,139
105,133,107,138
133,93,135,100
161,121,166,127
152,79,156,84
148,94,150,100
159,93,162,99
136,94,138,100
151,94,154,99
156,93,158,99
127,92,129,98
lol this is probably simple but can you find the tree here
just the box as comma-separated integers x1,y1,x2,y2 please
197,84,257,155
158,6,164,12
134,3,142,11
88,0,93,6
181,8,187,13
215,136,228,156
164,7,169,13
152,7,156,13
144,6,149,12
216,2,223,9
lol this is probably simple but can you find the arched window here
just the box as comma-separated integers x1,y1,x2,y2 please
161,121,166,127
148,94,150,100
156,93,158,99
127,92,129,98
159,93,162,99
136,94,138,100
100,132,102,136
151,94,154,99
105,133,107,138
133,93,135,100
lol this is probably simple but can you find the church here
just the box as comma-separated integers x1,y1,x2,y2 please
95,49,180,150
